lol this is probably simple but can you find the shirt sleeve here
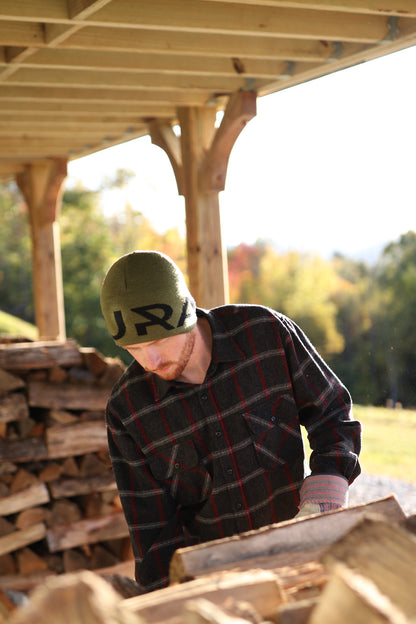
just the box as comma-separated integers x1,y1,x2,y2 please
279,314,362,485
106,405,185,591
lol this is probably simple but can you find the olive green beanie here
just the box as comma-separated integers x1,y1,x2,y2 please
100,251,197,347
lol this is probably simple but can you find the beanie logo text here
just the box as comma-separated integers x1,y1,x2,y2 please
111,299,194,342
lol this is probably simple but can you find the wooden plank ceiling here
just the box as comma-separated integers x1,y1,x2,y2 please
1,0,416,180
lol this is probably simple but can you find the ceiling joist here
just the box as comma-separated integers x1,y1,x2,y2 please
0,0,415,178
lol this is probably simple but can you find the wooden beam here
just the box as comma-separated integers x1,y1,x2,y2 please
16,159,67,341
200,90,257,192
5,67,252,92
177,105,231,309
10,48,302,77
201,0,416,18
149,121,185,195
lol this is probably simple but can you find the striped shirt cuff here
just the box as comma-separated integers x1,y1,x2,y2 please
299,474,349,510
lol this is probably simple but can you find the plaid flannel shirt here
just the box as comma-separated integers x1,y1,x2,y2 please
106,304,361,591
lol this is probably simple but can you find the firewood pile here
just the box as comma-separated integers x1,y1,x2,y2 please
2,340,416,624
0,339,133,594
3,496,416,624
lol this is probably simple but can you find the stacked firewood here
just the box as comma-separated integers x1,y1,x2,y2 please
0,339,133,593
2,340,416,623
5,496,416,624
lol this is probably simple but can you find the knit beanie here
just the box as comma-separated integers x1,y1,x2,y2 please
100,251,197,347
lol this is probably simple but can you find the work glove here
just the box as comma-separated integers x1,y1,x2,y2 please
295,474,348,519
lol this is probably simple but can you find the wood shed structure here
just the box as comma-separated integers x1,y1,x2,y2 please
1,1,416,341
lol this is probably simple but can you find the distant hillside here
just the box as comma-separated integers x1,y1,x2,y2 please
0,310,38,341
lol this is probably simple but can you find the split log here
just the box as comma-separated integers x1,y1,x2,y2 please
0,437,48,463
0,524,47,557
0,483,49,516
15,508,50,531
46,512,129,552
275,598,317,624
309,565,409,624
49,473,116,499
80,348,108,377
45,421,108,459
125,570,285,624
0,370,25,397
169,496,405,584
0,560,135,594
28,380,111,411
0,570,55,592
10,469,38,493
183,598,259,624
321,516,416,620
0,394,29,423
0,340,82,372
16,548,48,575
8,570,143,624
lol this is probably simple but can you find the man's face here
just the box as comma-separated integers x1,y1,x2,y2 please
124,330,196,381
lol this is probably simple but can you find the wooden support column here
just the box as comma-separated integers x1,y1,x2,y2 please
16,158,67,341
150,90,256,309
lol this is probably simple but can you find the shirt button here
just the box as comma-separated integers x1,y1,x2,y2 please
200,393,208,401
226,468,233,475
235,503,243,510
271,416,276,422
215,431,222,437
174,463,180,469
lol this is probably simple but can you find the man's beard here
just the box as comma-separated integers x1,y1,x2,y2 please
152,331,196,380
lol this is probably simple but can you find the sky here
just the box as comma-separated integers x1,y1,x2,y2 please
67,45,416,262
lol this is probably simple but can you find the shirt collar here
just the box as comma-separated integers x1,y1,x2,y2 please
151,307,245,398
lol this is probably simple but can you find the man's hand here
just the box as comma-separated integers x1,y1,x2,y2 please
294,502,322,519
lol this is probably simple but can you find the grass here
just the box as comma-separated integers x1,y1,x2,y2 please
0,310,38,341
302,404,416,484
353,404,416,483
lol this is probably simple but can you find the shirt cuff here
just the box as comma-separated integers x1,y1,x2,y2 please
299,474,349,510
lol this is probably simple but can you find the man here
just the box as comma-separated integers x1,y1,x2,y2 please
100,250,361,592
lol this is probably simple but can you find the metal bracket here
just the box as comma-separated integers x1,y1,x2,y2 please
329,42,344,62
279,61,295,79
379,16,399,44
242,77,256,91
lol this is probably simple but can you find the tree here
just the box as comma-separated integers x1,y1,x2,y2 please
229,242,345,358
327,254,379,405
371,231,416,406
0,182,33,323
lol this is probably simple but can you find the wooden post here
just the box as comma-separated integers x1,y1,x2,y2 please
150,90,256,309
16,158,67,341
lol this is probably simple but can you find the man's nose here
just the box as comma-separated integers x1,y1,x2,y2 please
143,345,163,370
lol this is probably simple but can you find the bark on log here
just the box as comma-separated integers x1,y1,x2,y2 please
0,437,48,463
28,380,111,411
0,340,82,372
0,394,29,423
49,473,116,499
46,512,129,552
169,496,405,584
